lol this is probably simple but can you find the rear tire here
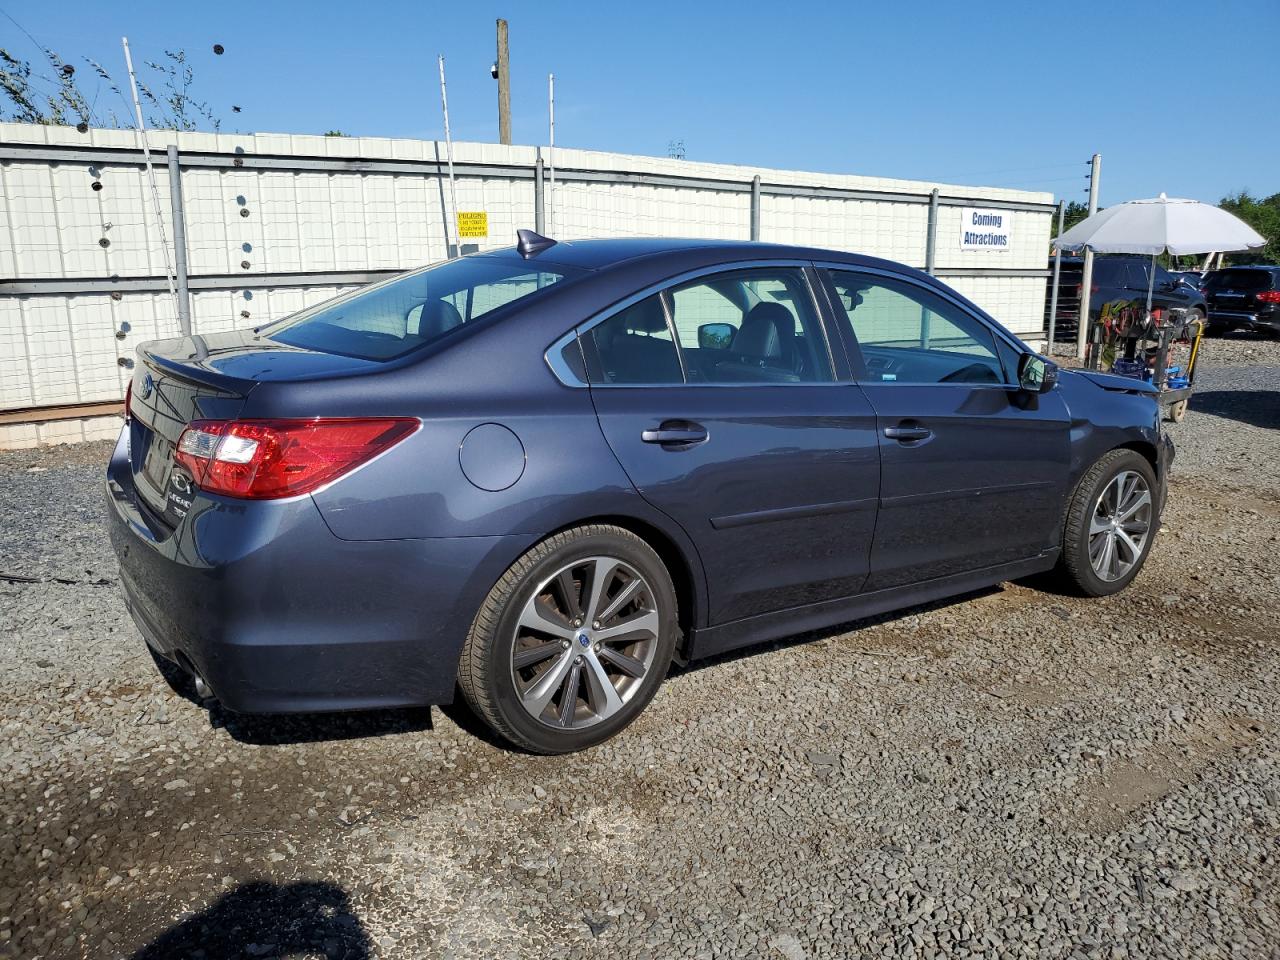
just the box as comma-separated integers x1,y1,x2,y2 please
1055,449,1159,597
457,524,679,754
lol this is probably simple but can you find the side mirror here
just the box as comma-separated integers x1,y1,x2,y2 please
698,322,735,350
1018,354,1058,393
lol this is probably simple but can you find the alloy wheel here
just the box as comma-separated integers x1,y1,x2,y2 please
1088,469,1153,582
510,556,661,728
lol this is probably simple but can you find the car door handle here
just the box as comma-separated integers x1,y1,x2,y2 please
642,422,708,446
883,425,932,442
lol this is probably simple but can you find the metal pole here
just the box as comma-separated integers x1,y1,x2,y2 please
166,145,191,337
548,73,556,235
1077,153,1101,360
920,188,940,349
750,175,761,240
496,19,511,145
122,37,177,308
1047,199,1065,353
438,55,460,257
1145,252,1157,316
534,153,545,233
924,188,940,275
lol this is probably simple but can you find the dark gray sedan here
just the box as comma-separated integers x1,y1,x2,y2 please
107,234,1172,753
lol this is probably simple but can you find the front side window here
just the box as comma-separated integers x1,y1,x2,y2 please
266,257,580,361
826,270,1006,385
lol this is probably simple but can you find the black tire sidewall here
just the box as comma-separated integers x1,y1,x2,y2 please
1067,452,1159,596
486,530,678,754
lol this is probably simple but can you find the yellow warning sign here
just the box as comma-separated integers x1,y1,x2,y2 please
457,211,489,238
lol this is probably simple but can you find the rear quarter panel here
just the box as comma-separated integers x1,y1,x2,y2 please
236,282,710,627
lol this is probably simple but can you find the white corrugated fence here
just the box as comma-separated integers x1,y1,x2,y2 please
0,122,1055,448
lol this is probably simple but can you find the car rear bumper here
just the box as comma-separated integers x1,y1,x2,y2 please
1208,309,1280,332
105,426,532,713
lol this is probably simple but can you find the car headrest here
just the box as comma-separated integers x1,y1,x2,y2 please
418,299,464,338
735,302,795,359
627,296,669,334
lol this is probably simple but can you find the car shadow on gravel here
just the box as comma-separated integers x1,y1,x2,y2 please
130,880,372,959
207,703,435,746
150,648,438,746
1189,390,1280,430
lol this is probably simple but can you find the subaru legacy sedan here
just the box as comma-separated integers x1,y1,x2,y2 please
107,234,1172,753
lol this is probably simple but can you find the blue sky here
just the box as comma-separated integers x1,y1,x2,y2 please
5,0,1277,207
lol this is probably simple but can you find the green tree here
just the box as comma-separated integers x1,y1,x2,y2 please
1052,200,1092,239
1219,191,1280,265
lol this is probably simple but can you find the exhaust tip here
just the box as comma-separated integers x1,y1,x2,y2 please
192,671,212,700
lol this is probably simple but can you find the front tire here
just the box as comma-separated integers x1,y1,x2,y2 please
457,524,679,753
1056,449,1159,597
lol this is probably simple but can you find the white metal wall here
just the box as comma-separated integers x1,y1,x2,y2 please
0,123,1054,448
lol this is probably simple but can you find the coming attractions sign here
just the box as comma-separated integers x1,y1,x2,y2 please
959,207,1013,252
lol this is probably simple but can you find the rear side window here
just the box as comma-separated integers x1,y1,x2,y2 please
265,257,580,361
580,267,834,385
1205,269,1274,292
665,268,833,383
583,295,683,384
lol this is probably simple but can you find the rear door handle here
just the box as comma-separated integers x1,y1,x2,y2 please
883,425,932,442
642,421,708,446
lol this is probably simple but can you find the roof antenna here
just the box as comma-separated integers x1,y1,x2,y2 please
516,228,557,258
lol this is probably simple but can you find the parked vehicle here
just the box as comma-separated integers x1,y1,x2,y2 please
107,235,1173,753
1045,255,1207,337
1202,265,1280,334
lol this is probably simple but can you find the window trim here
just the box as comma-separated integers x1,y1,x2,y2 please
545,259,845,388
813,262,1029,388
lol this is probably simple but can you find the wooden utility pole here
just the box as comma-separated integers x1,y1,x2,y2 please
496,19,512,145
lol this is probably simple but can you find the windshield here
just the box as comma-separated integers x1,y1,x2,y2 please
264,257,582,361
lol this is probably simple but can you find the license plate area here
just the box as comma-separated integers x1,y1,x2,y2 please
140,429,174,498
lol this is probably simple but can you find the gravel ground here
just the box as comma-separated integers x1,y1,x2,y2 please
2,333,1278,960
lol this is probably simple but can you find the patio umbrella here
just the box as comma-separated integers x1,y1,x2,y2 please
1054,193,1266,315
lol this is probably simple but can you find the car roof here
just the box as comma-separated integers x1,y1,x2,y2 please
475,236,881,271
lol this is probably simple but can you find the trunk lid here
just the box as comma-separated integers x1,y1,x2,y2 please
126,331,383,527
1205,269,1274,313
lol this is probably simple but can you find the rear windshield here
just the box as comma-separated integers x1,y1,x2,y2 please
264,257,582,360
1204,269,1275,293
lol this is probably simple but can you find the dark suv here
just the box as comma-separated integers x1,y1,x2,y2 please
1046,255,1207,335
1202,266,1280,334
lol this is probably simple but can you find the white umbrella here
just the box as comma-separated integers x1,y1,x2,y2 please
1054,193,1266,314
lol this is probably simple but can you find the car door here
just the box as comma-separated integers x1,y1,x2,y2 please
579,263,881,625
817,266,1072,591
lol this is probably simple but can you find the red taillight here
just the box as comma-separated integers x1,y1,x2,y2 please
1256,290,1280,304
175,418,418,500
124,381,133,420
